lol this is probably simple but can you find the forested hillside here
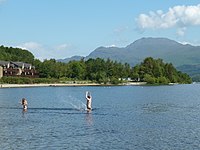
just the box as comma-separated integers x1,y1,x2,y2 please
85,38,200,67
0,45,35,64
58,37,200,81
0,46,192,84
132,57,192,84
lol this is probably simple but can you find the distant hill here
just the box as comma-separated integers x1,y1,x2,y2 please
60,38,200,66
85,37,200,67
57,56,84,63
177,64,200,77
58,37,200,78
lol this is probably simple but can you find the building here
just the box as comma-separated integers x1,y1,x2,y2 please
0,60,39,78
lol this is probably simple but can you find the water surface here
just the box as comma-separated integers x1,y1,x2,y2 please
1,84,200,149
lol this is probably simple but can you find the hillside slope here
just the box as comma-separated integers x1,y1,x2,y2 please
86,37,200,67
58,37,200,78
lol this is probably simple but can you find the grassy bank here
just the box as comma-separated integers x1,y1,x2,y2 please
0,76,119,85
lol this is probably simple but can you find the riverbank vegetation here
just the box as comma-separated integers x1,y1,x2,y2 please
0,46,192,85
32,57,192,84
31,58,131,84
132,57,192,84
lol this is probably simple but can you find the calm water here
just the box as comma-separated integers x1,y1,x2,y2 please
1,84,200,150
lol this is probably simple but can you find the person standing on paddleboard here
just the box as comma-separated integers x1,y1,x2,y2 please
86,91,92,111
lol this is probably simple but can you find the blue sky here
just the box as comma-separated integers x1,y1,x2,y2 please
0,0,200,60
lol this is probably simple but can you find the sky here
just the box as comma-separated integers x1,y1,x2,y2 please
1,0,200,60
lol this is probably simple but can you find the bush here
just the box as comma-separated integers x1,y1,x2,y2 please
0,77,59,84
110,77,121,84
157,76,169,84
0,77,32,84
144,74,156,84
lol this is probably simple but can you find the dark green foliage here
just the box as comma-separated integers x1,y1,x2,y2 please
0,45,192,84
84,58,127,83
31,57,128,84
0,77,59,84
34,57,191,85
132,57,192,84
0,45,34,64
0,77,33,84
67,60,86,79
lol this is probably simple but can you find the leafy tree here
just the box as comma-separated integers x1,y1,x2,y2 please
0,45,34,63
132,57,192,84
67,60,86,79
144,74,156,84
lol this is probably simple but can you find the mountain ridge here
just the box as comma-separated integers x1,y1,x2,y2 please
57,37,200,77
57,55,84,63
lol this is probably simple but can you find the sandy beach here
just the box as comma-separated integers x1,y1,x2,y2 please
0,82,146,88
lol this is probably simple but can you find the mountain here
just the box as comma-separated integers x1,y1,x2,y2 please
176,64,200,81
86,37,200,67
57,56,84,63
58,37,200,78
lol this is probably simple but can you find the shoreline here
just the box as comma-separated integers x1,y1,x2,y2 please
0,82,146,88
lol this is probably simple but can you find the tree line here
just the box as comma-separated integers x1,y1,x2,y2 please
0,45,192,84
33,58,131,84
32,57,191,84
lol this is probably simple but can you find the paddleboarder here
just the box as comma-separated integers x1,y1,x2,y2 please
86,91,92,111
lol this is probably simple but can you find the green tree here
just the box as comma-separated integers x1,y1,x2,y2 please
132,57,192,84
144,74,156,84
0,45,34,63
67,60,86,79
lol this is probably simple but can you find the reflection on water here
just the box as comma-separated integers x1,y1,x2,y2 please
21,109,28,119
85,112,93,126
1,85,200,149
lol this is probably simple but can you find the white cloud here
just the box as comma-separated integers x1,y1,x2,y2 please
136,4,200,36
18,42,42,50
179,40,200,46
177,27,186,36
17,42,77,60
114,26,129,34
55,44,72,50
54,43,78,57
17,42,52,60
106,44,116,48
179,41,191,45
